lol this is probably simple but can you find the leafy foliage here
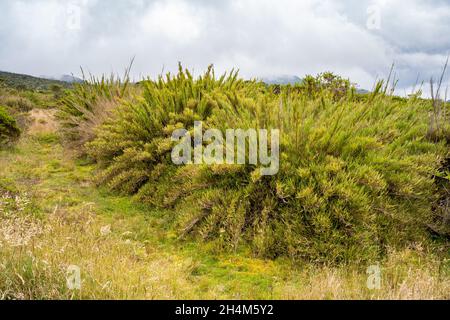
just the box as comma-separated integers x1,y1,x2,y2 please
291,72,353,100
62,65,449,263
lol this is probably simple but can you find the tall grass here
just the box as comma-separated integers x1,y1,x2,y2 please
428,56,450,142
57,63,134,156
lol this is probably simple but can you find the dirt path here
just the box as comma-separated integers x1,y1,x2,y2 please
27,109,58,135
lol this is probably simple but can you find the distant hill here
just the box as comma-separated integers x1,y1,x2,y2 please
60,74,83,83
261,75,302,85
356,88,370,94
0,71,75,91
42,74,84,84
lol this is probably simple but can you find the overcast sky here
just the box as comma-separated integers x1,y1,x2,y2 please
0,0,449,94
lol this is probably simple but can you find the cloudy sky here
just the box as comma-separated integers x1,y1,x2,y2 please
0,0,449,94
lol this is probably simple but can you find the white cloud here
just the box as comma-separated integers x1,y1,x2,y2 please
140,0,206,44
0,0,449,92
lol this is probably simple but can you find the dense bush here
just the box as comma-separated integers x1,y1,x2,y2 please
87,65,251,190
187,91,448,262
0,105,21,147
63,66,449,263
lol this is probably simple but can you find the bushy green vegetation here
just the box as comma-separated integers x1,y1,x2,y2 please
0,69,448,299
0,85,63,112
61,65,450,264
288,71,353,99
1,129,447,299
0,105,20,147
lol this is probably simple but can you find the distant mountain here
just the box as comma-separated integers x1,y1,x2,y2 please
0,71,73,90
44,74,83,83
261,75,302,85
60,74,83,83
356,88,370,94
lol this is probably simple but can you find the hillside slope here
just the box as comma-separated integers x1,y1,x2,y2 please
0,71,74,91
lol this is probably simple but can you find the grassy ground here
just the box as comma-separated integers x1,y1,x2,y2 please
0,109,449,299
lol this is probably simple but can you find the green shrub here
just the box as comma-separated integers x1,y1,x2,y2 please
71,66,449,263
290,72,353,100
183,91,447,262
0,105,21,147
87,64,249,187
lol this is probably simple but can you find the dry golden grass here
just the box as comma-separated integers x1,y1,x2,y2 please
27,109,58,135
274,249,449,300
1,199,449,299
0,210,197,299
1,209,448,300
